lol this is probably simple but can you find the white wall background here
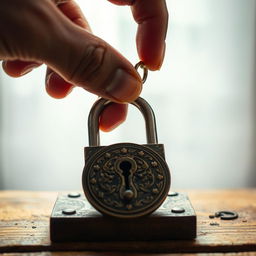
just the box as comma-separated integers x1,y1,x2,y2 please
0,0,256,190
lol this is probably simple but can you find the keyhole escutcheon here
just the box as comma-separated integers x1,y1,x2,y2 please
115,157,137,201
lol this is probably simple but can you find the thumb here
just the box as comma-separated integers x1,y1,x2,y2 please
43,8,142,102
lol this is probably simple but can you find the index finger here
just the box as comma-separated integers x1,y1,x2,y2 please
131,0,168,70
107,0,168,71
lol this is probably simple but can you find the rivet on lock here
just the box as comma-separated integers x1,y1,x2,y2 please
82,97,171,218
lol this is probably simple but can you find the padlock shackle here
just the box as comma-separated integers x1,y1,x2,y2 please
88,97,158,146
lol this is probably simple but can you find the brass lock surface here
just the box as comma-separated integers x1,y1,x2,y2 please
82,97,171,218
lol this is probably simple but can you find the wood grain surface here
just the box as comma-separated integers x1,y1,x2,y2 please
1,253,256,256
0,190,256,254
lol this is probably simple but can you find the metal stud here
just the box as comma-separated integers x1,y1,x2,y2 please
171,207,185,213
68,192,81,198
62,209,76,215
168,191,179,197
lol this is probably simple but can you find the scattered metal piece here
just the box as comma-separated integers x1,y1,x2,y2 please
209,215,215,219
168,191,179,197
215,210,238,220
171,207,185,213
68,192,81,198
210,222,219,226
62,209,76,215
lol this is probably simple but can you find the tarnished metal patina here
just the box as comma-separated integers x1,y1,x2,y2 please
82,97,171,218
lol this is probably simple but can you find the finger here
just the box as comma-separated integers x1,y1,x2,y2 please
45,0,91,99
46,68,74,98
48,29,142,103
108,0,168,70
30,0,142,103
99,103,128,132
46,67,128,132
131,0,168,70
0,0,141,102
50,1,129,132
45,68,74,99
2,60,41,77
57,0,91,30
46,67,129,131
39,0,142,103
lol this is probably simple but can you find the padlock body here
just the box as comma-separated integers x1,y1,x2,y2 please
82,143,171,218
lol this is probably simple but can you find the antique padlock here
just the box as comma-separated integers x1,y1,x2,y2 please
82,97,171,218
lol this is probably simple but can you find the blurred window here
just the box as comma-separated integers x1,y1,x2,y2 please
0,0,255,190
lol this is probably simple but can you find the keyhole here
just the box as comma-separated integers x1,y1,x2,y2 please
120,161,131,189
119,160,134,200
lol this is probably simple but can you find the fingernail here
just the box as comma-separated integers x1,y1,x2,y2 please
20,64,38,76
105,69,142,102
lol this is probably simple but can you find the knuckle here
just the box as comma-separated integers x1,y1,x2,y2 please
68,45,107,86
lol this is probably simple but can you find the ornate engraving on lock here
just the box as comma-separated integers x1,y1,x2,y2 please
82,97,171,218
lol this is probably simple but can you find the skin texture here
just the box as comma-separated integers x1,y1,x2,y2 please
0,0,168,131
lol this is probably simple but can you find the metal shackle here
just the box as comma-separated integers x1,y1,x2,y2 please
88,97,158,146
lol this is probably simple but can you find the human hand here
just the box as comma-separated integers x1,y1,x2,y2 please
0,0,168,131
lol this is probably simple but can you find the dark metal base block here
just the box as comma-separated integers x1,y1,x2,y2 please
50,192,196,242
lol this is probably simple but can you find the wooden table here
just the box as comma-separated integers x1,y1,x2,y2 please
0,190,255,255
